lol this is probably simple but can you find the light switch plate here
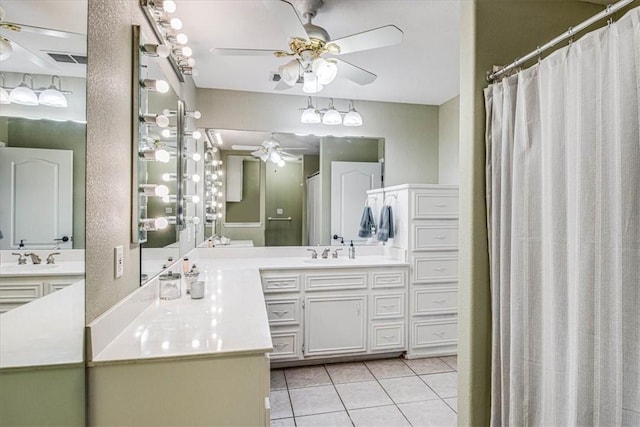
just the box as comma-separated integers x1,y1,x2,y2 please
276,208,283,215
114,246,124,279
165,207,173,214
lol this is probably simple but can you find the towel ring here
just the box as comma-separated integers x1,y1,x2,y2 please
384,194,397,205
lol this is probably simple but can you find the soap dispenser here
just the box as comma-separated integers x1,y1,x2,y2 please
349,240,356,259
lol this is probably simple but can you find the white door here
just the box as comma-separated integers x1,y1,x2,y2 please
304,295,367,356
331,161,381,244
0,147,73,250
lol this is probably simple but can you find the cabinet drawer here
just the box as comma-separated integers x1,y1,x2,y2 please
412,191,458,219
304,271,367,291
0,283,43,302
412,319,457,348
371,293,405,320
371,269,407,289
413,286,458,316
371,322,405,351
265,298,300,325
412,254,458,283
270,330,300,360
261,271,301,293
412,223,458,251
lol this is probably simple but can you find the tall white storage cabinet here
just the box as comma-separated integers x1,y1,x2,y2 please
367,184,459,358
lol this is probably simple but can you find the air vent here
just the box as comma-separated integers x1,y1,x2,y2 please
46,52,87,65
271,73,303,84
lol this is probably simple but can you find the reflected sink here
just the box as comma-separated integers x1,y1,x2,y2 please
303,258,356,265
3,264,60,273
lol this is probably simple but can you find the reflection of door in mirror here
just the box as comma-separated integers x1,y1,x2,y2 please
265,160,303,246
0,147,73,249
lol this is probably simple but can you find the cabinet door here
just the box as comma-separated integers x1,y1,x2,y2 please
304,296,366,356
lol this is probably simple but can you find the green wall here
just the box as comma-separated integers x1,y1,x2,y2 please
0,117,86,248
265,161,303,246
225,158,261,223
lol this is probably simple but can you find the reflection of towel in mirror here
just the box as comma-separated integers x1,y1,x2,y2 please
377,206,395,242
358,206,375,238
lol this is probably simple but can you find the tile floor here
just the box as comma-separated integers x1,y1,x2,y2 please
270,356,457,427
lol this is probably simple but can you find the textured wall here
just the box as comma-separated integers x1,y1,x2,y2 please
438,96,460,185
85,0,197,322
196,89,440,187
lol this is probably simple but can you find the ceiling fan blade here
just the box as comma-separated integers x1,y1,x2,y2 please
263,0,308,41
280,151,300,159
328,25,403,55
334,58,377,85
210,48,279,56
251,150,265,158
2,22,85,39
232,145,262,151
274,80,293,90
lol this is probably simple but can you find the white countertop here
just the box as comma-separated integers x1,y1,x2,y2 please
0,280,85,369
89,253,408,365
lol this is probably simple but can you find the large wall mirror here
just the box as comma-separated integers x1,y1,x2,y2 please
0,1,87,425
206,129,384,247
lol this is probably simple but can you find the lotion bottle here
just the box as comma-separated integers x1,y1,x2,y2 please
349,240,356,259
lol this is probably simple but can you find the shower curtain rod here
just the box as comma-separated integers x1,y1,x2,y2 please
487,0,635,82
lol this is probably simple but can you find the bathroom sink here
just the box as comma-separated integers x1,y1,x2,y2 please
3,264,60,273
303,258,356,265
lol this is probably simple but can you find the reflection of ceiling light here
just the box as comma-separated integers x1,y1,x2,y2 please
175,33,188,45
322,99,342,125
302,71,323,94
141,113,170,127
9,74,38,106
0,74,9,104
142,43,170,58
277,160,286,167
142,78,170,93
140,149,171,162
0,36,12,61
140,184,170,197
300,97,321,124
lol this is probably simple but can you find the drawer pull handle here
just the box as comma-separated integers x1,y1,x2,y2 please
377,278,396,282
433,331,445,337
381,335,396,341
271,282,289,287
273,343,289,350
380,304,396,310
434,203,447,208
272,310,289,317
433,235,447,240
433,267,447,272
433,299,446,304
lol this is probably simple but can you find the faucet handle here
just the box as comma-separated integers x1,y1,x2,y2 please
332,248,343,258
11,253,27,265
24,252,42,264
306,248,318,259
47,252,61,264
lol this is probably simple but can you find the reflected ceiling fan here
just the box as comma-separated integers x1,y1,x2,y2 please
210,0,403,93
232,134,304,167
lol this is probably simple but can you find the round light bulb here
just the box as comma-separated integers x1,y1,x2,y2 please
156,44,171,58
192,217,201,225
163,0,177,13
192,152,201,162
176,33,188,45
217,213,223,218
217,191,223,197
216,170,223,176
155,217,169,229
191,195,200,203
191,174,201,183
170,17,182,30
162,173,173,181
156,149,171,163
182,46,193,57
187,57,196,67
217,202,223,208
191,130,202,139
192,110,201,119
277,160,286,167
155,185,170,197
155,79,170,93
161,129,173,138
155,114,170,128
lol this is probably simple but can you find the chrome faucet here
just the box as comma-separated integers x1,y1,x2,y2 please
11,253,27,265
47,252,61,264
332,248,343,258
306,249,318,259
25,252,42,264
321,248,331,259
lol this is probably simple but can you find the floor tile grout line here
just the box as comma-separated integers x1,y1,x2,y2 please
322,362,355,426
363,357,414,426
281,368,296,425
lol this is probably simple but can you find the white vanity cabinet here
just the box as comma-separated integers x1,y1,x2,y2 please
368,184,459,358
0,275,84,313
261,266,408,362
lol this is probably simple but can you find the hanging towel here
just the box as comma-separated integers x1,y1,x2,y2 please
377,205,395,242
358,206,375,238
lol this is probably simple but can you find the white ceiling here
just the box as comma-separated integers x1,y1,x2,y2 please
180,0,460,106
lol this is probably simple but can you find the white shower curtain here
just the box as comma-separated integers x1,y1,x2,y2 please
485,7,639,426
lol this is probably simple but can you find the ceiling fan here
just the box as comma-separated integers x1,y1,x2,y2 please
232,134,304,167
210,0,403,93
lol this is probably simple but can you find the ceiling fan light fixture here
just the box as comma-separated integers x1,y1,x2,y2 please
39,76,68,108
277,160,286,167
0,87,9,104
302,71,323,94
9,74,38,106
312,58,338,85
322,99,342,125
269,150,282,164
343,101,363,127
278,59,300,86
